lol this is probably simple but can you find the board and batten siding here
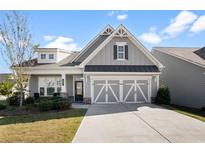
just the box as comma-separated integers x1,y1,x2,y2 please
29,75,38,96
87,37,154,65
152,50,205,109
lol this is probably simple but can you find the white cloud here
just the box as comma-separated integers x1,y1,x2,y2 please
44,35,56,42
116,14,128,20
139,32,162,44
139,27,162,44
162,11,197,38
45,36,80,51
107,11,128,21
107,11,116,16
190,15,205,33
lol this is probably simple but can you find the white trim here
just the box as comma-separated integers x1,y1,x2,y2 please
87,72,160,75
116,42,127,46
79,24,164,69
153,48,205,69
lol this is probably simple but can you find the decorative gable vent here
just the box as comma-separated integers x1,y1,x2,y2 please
114,28,128,37
102,27,113,35
101,25,114,35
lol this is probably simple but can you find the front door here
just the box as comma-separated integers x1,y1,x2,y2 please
75,81,83,102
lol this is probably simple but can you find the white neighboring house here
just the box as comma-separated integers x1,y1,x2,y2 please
152,47,205,109
25,25,163,104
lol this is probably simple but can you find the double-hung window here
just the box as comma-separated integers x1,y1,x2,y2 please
41,54,46,59
117,45,125,60
49,54,54,60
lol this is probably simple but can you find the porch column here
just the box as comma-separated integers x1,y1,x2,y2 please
61,73,67,97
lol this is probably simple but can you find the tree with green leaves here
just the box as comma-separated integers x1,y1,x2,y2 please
0,11,36,108
0,80,14,98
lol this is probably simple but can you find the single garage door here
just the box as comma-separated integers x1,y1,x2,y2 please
91,77,151,103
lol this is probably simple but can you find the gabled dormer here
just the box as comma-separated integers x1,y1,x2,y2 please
35,48,71,64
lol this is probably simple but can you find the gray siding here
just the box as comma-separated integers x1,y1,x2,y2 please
87,37,154,65
66,75,73,96
29,75,38,96
84,75,91,97
151,76,158,97
152,50,205,109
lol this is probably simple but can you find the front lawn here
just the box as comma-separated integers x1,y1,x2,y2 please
161,104,205,122
0,108,87,143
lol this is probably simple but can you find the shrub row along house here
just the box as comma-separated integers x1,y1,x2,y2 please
25,25,163,104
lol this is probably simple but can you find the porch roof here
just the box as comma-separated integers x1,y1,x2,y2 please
84,65,160,72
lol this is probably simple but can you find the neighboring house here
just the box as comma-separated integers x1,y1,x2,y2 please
25,25,163,104
152,47,205,109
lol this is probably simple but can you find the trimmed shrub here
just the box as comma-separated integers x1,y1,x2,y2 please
0,103,6,110
38,97,72,111
7,95,19,106
38,101,53,111
155,85,171,105
34,93,40,100
24,96,35,104
53,93,60,97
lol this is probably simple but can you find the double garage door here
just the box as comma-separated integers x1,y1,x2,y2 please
91,77,151,103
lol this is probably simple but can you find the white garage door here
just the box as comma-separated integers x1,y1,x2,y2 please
91,77,151,104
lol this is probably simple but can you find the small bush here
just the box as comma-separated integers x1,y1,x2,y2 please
34,93,40,100
38,97,71,111
0,103,6,110
24,96,35,104
201,107,205,112
38,101,53,111
7,95,19,106
155,85,171,105
53,93,60,97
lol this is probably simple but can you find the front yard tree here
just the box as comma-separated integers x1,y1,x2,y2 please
0,11,35,108
0,80,14,98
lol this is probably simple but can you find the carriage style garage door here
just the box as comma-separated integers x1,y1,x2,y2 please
91,76,151,103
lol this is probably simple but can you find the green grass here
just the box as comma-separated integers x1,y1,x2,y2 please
0,108,87,143
161,104,205,122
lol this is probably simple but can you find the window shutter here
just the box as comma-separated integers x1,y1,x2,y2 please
114,45,117,59
125,45,128,59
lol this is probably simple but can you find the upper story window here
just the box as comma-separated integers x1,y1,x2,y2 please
49,54,54,60
114,42,128,60
41,54,46,59
117,46,125,60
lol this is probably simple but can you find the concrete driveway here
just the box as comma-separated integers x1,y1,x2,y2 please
72,103,205,143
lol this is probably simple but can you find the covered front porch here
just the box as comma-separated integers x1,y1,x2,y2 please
28,74,84,102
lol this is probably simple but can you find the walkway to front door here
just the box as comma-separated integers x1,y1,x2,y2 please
72,103,205,143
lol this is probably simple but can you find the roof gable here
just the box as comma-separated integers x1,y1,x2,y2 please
79,25,164,69
72,25,114,63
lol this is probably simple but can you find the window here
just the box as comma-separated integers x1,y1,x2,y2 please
49,54,54,60
117,45,125,60
41,54,46,59
40,87,45,96
47,87,55,96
